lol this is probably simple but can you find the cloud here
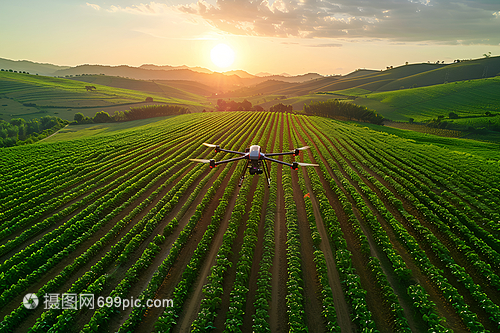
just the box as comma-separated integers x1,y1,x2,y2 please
308,43,343,47
176,0,500,44
86,3,101,11
104,2,173,15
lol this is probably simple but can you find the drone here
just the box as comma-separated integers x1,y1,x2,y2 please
190,143,318,187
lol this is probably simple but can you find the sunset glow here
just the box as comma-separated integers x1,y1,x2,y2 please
210,44,235,69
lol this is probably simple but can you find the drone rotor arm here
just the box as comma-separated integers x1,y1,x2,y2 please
264,151,295,157
214,155,248,166
262,156,294,168
218,148,246,156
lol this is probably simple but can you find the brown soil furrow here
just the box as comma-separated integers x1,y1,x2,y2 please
212,176,259,332
293,117,353,333
293,119,395,332
173,176,242,333
270,115,288,332
131,164,236,333
286,116,325,332
241,113,277,329
303,118,473,332
108,165,226,332
10,165,197,332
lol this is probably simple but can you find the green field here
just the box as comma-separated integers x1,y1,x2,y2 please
358,76,500,121
42,116,175,142
353,122,500,160
2,112,500,333
0,72,207,121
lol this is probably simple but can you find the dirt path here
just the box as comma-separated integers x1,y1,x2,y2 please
285,116,325,332
293,117,353,333
212,176,259,331
304,118,469,332
270,115,288,332
293,118,394,331
241,113,277,329
11,164,195,332
173,172,242,333
38,124,69,142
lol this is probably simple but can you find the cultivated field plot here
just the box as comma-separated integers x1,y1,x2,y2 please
1,112,500,333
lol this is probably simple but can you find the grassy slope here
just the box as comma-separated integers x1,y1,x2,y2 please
0,72,207,119
350,121,500,160
42,116,177,143
358,76,500,121
69,75,208,103
379,56,500,91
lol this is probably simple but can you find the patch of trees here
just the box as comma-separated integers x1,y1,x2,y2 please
215,99,254,111
0,116,68,147
269,103,293,113
303,99,384,125
74,104,189,125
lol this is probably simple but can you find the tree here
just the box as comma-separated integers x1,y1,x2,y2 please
270,103,292,113
448,112,459,119
10,118,26,127
241,99,252,111
93,111,112,123
74,112,85,123
145,97,153,102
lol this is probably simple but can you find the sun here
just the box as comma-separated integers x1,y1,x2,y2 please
210,44,235,68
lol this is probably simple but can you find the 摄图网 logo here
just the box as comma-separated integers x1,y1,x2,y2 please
23,293,39,309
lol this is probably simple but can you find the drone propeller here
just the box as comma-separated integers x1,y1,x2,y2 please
293,146,310,156
189,159,212,163
202,143,218,148
297,162,319,167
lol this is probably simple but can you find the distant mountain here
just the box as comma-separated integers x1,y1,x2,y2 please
139,64,214,74
222,70,256,79
0,58,70,75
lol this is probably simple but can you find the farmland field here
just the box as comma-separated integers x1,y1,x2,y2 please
1,112,500,332
359,77,500,121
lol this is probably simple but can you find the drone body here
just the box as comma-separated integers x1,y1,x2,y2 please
190,143,318,187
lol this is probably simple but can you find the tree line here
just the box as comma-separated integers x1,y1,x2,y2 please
74,104,190,124
0,116,68,147
303,99,384,125
214,99,264,111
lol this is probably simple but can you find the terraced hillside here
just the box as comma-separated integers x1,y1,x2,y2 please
0,72,206,121
359,76,500,121
1,112,499,333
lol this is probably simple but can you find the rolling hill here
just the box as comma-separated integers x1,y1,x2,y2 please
356,76,500,121
0,71,207,121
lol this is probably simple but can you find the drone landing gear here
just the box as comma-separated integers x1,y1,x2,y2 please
238,160,249,187
262,161,271,188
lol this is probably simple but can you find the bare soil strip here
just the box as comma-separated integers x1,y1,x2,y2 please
241,114,277,329
212,176,259,332
108,166,226,332
293,117,353,333
11,164,197,332
270,115,288,332
304,119,472,332
330,134,500,330
295,120,394,332
285,116,325,332
172,172,242,333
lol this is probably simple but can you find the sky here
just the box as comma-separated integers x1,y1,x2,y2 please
1,0,500,75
